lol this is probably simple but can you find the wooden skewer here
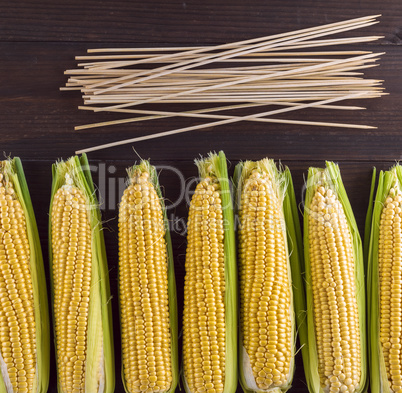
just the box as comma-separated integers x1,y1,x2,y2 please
83,15,378,65
79,63,381,99
75,92,378,154
79,57,353,70
76,113,374,132
82,18,378,87
65,64,307,79
83,58,368,74
70,59,358,77
83,97,383,105
75,99,368,130
88,46,204,53
78,78,375,91
84,86,383,99
66,60,379,80
94,52,382,111
83,94,384,106
62,15,384,150
76,50,372,64
74,103,272,129
89,48,381,103
86,56,376,70
90,20,379,92
77,48,376,69
83,96,382,105
78,76,382,96
79,91,378,129
85,15,379,57
79,101,365,114
82,87,383,100
81,78,381,93
65,62,304,76
75,116,376,154
66,66,374,88
241,36,382,53
78,37,378,70
75,72,380,88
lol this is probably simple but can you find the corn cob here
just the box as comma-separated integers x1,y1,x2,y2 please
234,159,302,393
118,160,178,393
0,158,49,393
49,154,114,393
302,162,366,393
367,164,402,392
182,151,237,393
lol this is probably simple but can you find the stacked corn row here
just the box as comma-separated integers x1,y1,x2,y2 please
301,162,366,393
0,158,49,393
235,159,301,393
366,164,402,392
378,185,402,390
0,153,381,393
182,151,237,393
51,180,92,391
49,154,114,393
118,161,178,393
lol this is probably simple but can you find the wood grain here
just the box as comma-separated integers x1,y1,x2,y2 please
1,0,401,391
1,0,401,43
0,42,401,162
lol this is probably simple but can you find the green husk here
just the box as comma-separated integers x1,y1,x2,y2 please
302,161,367,393
367,164,402,393
120,160,178,393
282,167,307,388
0,158,50,393
234,159,303,393
49,154,114,393
182,151,238,393
364,168,376,275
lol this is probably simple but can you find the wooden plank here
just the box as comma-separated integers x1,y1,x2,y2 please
0,42,400,161
0,0,401,43
1,1,401,390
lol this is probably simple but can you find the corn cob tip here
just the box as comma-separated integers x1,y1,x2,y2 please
374,167,402,392
305,163,364,393
0,158,50,393
119,161,175,393
238,160,294,392
183,151,237,393
50,155,114,393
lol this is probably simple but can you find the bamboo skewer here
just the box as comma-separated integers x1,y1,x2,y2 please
74,92,378,154
79,19,378,89
80,90,381,128
75,104,368,130
76,50,371,64
78,38,379,71
90,22,380,92
75,100,367,130
85,14,379,56
77,45,377,69
83,16,377,70
61,15,384,152
79,102,365,114
93,52,382,111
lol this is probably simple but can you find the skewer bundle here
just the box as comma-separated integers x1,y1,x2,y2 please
62,15,385,153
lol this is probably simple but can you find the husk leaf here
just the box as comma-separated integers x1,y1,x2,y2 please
0,158,50,393
234,159,301,393
120,160,178,393
303,162,366,393
182,151,237,393
49,154,114,393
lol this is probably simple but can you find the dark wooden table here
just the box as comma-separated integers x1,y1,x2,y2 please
1,1,401,391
